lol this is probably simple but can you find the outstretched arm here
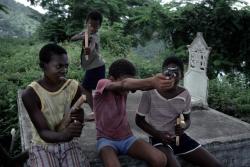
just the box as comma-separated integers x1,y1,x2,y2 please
70,32,84,41
22,87,83,143
105,74,175,92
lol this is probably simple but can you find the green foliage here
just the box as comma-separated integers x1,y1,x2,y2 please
1,35,250,157
61,42,84,80
20,0,250,81
208,74,250,116
101,22,133,58
0,38,41,133
124,0,172,46
37,15,68,42
1,0,250,156
0,0,41,37
0,3,8,13
124,0,250,79
0,38,41,154
29,0,154,42
129,55,162,78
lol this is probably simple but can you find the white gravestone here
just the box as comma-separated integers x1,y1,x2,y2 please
184,32,211,108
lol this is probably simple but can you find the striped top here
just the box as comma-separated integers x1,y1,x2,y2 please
137,88,191,136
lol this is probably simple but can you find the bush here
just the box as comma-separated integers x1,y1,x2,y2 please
100,22,133,58
208,75,250,117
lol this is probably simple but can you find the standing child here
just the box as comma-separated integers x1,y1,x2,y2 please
135,56,222,167
22,43,90,167
93,59,175,167
71,10,105,120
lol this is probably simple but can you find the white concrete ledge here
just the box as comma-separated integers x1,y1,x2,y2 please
18,90,250,167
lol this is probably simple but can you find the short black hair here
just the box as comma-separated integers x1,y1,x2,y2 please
109,59,136,79
162,56,184,78
86,10,103,26
39,43,67,68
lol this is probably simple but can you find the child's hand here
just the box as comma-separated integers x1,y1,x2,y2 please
159,131,175,144
175,124,185,136
153,73,175,90
63,121,84,140
70,108,84,123
84,47,91,55
55,112,71,131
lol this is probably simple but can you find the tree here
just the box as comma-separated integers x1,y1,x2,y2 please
124,0,250,79
37,15,68,42
168,0,250,78
29,0,149,41
26,0,250,80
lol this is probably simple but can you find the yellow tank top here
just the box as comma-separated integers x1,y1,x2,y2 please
28,79,79,145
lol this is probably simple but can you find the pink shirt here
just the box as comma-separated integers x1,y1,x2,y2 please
93,79,133,139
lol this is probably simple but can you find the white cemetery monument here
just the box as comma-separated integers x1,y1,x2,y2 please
184,32,211,108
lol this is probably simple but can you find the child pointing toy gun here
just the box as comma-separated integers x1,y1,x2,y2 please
136,56,222,167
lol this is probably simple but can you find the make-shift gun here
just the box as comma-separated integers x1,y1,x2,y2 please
84,24,90,60
176,114,186,146
56,95,86,131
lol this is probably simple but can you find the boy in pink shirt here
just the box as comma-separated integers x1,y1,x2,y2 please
93,59,174,167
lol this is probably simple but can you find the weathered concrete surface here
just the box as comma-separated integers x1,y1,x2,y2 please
18,90,250,167
80,91,250,167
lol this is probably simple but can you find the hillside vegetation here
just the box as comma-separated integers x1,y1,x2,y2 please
0,0,41,37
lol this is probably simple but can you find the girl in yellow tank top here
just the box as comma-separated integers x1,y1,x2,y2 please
22,43,89,167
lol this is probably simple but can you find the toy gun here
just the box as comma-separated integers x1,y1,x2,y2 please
84,25,89,60
56,95,86,131
9,128,16,153
163,67,179,79
176,114,186,146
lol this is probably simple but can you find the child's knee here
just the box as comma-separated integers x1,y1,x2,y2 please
149,151,167,167
159,152,168,167
211,161,223,167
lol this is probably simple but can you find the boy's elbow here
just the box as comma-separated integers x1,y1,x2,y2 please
70,37,76,41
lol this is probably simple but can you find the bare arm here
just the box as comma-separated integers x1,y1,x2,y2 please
22,87,83,143
55,85,85,131
105,74,175,92
70,32,84,41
